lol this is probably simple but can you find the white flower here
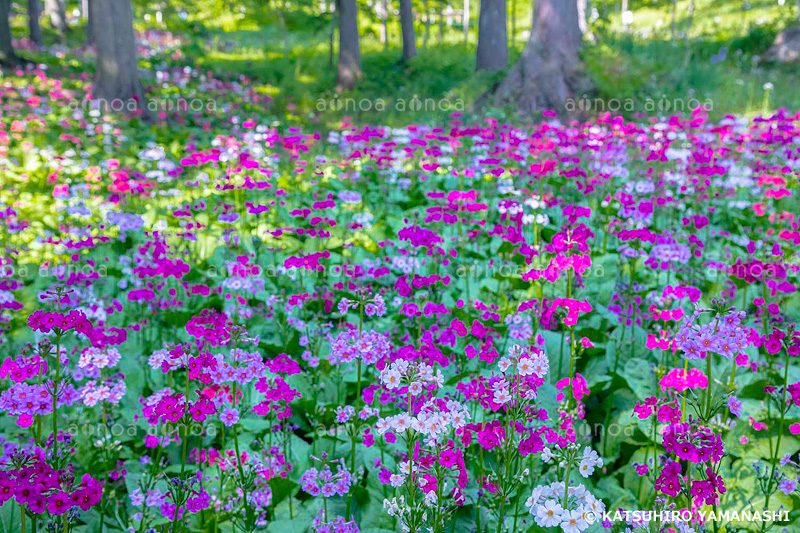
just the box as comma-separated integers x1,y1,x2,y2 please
578,459,595,478
383,370,402,389
531,353,549,378
389,474,406,487
375,418,391,435
517,357,534,376
535,500,563,528
408,381,424,395
541,447,554,463
392,413,411,433
493,386,511,404
498,357,512,372
561,509,589,533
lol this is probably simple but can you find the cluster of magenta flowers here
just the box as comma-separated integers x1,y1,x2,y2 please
4,56,800,533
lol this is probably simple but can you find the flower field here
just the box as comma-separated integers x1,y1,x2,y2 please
2,41,800,533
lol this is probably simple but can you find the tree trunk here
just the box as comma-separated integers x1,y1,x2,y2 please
328,0,335,69
29,0,43,46
510,0,515,46
0,0,16,63
92,0,146,112
382,0,389,50
423,0,430,49
577,0,589,37
476,0,507,70
462,0,469,42
491,0,590,116
44,0,68,38
437,0,444,43
84,0,94,44
337,0,361,89
399,0,417,60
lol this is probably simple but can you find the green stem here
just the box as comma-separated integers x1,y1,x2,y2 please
52,331,62,459
764,349,791,511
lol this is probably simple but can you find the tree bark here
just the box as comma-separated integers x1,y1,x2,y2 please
92,0,146,112
476,0,507,70
28,0,43,45
437,0,444,43
423,0,430,49
44,0,68,38
491,0,590,116
337,0,361,89
382,0,389,50
0,0,16,63
84,0,94,44
510,0,515,46
399,0,417,60
462,0,469,42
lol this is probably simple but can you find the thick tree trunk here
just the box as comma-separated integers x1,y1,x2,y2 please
399,0,417,60
44,0,68,38
0,0,16,63
491,0,590,116
337,0,361,89
476,0,507,70
29,0,43,45
92,0,146,112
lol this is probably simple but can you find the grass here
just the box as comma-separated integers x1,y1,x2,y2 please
7,0,800,125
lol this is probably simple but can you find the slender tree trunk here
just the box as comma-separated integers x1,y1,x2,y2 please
382,0,389,50
328,0,336,69
277,0,289,59
438,0,444,42
491,0,590,116
510,0,515,47
337,0,361,89
462,0,469,42
92,0,146,112
44,0,68,38
0,0,16,63
399,0,417,59
476,0,507,70
423,0,430,49
671,0,677,42
29,0,43,45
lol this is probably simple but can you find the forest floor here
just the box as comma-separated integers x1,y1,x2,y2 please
8,0,800,126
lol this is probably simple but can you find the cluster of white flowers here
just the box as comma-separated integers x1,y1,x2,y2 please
525,482,605,533
498,344,548,379
374,398,470,446
541,445,604,479
79,375,127,407
492,344,548,404
78,347,122,372
522,195,550,226
147,348,180,372
383,496,431,533
379,360,444,392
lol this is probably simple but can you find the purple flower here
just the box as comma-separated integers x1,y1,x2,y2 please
220,406,240,427
778,478,797,495
727,396,742,418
